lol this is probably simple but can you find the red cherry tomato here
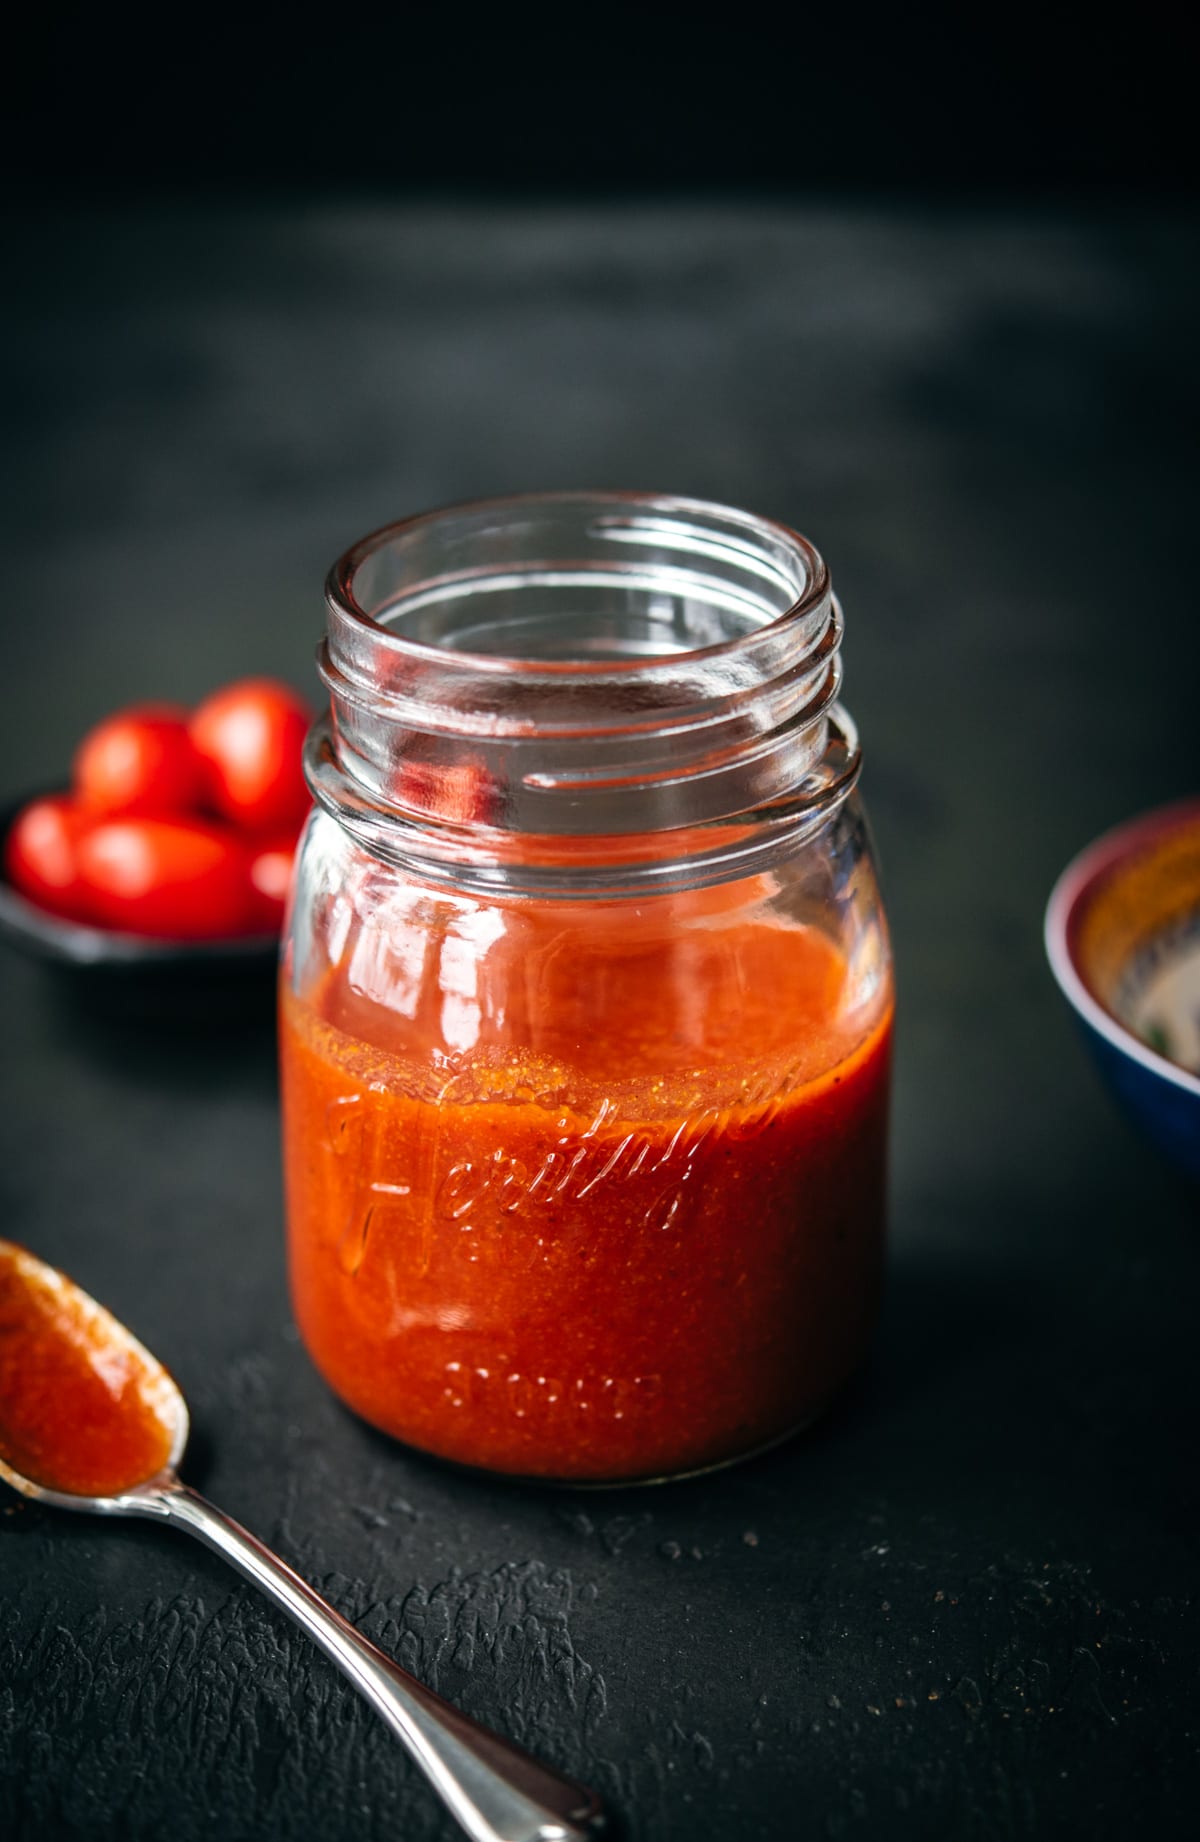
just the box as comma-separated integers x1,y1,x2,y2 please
189,679,312,832
74,703,206,817
5,795,96,922
246,830,300,931
76,818,254,939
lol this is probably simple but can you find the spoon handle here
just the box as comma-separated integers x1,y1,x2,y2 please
129,1478,604,1842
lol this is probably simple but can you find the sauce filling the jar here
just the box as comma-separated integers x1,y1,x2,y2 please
281,899,891,1482
0,1242,175,1497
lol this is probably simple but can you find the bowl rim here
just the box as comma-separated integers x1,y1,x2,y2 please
1044,795,1200,1102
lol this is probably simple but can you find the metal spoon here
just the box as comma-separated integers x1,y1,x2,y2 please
0,1241,605,1842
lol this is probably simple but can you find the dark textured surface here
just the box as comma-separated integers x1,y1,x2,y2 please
2,201,1198,1841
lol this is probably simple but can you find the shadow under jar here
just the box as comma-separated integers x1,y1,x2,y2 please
281,493,893,1484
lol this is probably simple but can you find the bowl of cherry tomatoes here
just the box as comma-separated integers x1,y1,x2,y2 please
0,678,313,995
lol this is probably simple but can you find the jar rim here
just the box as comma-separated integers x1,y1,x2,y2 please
325,489,830,678
315,491,859,880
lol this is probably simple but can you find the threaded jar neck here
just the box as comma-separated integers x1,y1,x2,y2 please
311,492,861,894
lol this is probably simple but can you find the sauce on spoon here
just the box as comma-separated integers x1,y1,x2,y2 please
0,1240,175,1496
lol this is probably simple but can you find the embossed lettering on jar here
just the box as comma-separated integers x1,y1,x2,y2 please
280,493,893,1483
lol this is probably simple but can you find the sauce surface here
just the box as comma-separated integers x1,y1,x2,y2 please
0,1242,175,1496
282,913,892,1481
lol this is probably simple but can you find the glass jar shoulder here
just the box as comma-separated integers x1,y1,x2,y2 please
283,803,892,1121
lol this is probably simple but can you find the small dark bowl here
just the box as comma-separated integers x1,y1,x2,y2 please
0,792,281,1019
1045,797,1200,1183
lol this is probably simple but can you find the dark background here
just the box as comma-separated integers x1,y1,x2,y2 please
4,7,1197,198
2,11,1199,1842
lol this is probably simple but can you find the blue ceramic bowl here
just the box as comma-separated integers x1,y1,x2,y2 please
1045,798,1200,1183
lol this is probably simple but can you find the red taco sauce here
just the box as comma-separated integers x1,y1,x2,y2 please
281,905,892,1483
0,1242,174,1497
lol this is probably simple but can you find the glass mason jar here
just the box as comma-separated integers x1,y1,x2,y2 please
280,493,893,1484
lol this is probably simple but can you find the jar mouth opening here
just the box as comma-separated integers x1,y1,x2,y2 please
318,492,854,855
325,490,830,677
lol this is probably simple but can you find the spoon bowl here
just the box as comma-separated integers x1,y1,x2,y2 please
0,1239,604,1842
0,1238,189,1510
